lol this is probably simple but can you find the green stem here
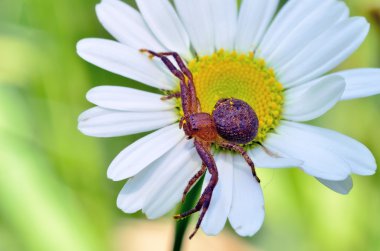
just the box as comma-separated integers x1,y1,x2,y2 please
172,177,203,251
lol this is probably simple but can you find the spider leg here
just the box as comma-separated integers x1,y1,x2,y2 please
160,52,199,113
161,91,180,100
252,141,280,157
187,78,199,113
140,49,192,116
174,140,218,239
140,49,200,114
182,163,206,203
218,142,260,183
152,52,193,80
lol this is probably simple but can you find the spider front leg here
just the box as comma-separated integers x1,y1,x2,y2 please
140,50,193,80
141,50,192,115
140,49,200,114
218,142,260,183
150,51,199,112
174,140,218,239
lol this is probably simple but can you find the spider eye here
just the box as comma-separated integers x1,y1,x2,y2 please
212,98,259,144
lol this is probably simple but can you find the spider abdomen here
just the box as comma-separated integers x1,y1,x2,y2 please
212,98,259,144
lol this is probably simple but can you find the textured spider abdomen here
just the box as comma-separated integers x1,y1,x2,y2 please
212,98,259,144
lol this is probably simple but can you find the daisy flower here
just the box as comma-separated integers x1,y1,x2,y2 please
77,0,379,237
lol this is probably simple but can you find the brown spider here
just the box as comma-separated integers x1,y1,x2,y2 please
141,49,261,239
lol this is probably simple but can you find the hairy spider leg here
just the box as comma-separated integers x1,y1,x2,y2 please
253,141,279,157
182,163,207,203
154,52,200,113
218,142,260,183
174,140,219,239
140,50,200,113
140,49,193,115
160,92,181,100
151,52,193,80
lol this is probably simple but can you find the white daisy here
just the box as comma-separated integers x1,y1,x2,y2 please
77,0,379,237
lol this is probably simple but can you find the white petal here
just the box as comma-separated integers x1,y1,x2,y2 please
117,154,167,214
107,123,184,181
277,17,370,87
78,105,109,122
77,38,175,89
317,176,353,195
116,139,191,213
201,152,233,235
265,1,349,68
210,0,237,51
279,121,376,176
235,0,279,53
143,143,202,219
95,0,164,51
283,75,345,121
258,0,320,59
136,0,192,60
229,155,264,237
174,0,214,56
117,139,201,216
86,86,175,112
78,107,177,137
264,125,351,180
331,68,380,100
249,147,303,168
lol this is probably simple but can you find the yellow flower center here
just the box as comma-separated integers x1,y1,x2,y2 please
175,50,284,146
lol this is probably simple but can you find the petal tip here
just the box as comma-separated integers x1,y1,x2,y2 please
76,38,89,52
85,87,98,103
76,38,96,58
107,166,122,181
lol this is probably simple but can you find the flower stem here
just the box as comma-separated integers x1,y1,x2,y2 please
172,177,204,251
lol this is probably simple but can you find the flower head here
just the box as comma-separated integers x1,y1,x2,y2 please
78,0,379,237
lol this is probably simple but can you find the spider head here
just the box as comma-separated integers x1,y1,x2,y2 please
182,113,218,142
212,98,259,144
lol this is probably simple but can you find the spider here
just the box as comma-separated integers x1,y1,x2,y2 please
141,49,261,239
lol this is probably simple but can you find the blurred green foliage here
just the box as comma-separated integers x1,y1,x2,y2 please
0,0,379,251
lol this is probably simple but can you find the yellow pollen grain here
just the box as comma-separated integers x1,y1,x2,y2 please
176,50,284,146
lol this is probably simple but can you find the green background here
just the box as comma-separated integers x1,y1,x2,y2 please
0,0,379,250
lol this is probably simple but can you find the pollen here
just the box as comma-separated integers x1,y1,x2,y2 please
176,50,284,146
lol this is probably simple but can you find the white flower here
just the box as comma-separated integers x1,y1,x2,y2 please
77,0,379,237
